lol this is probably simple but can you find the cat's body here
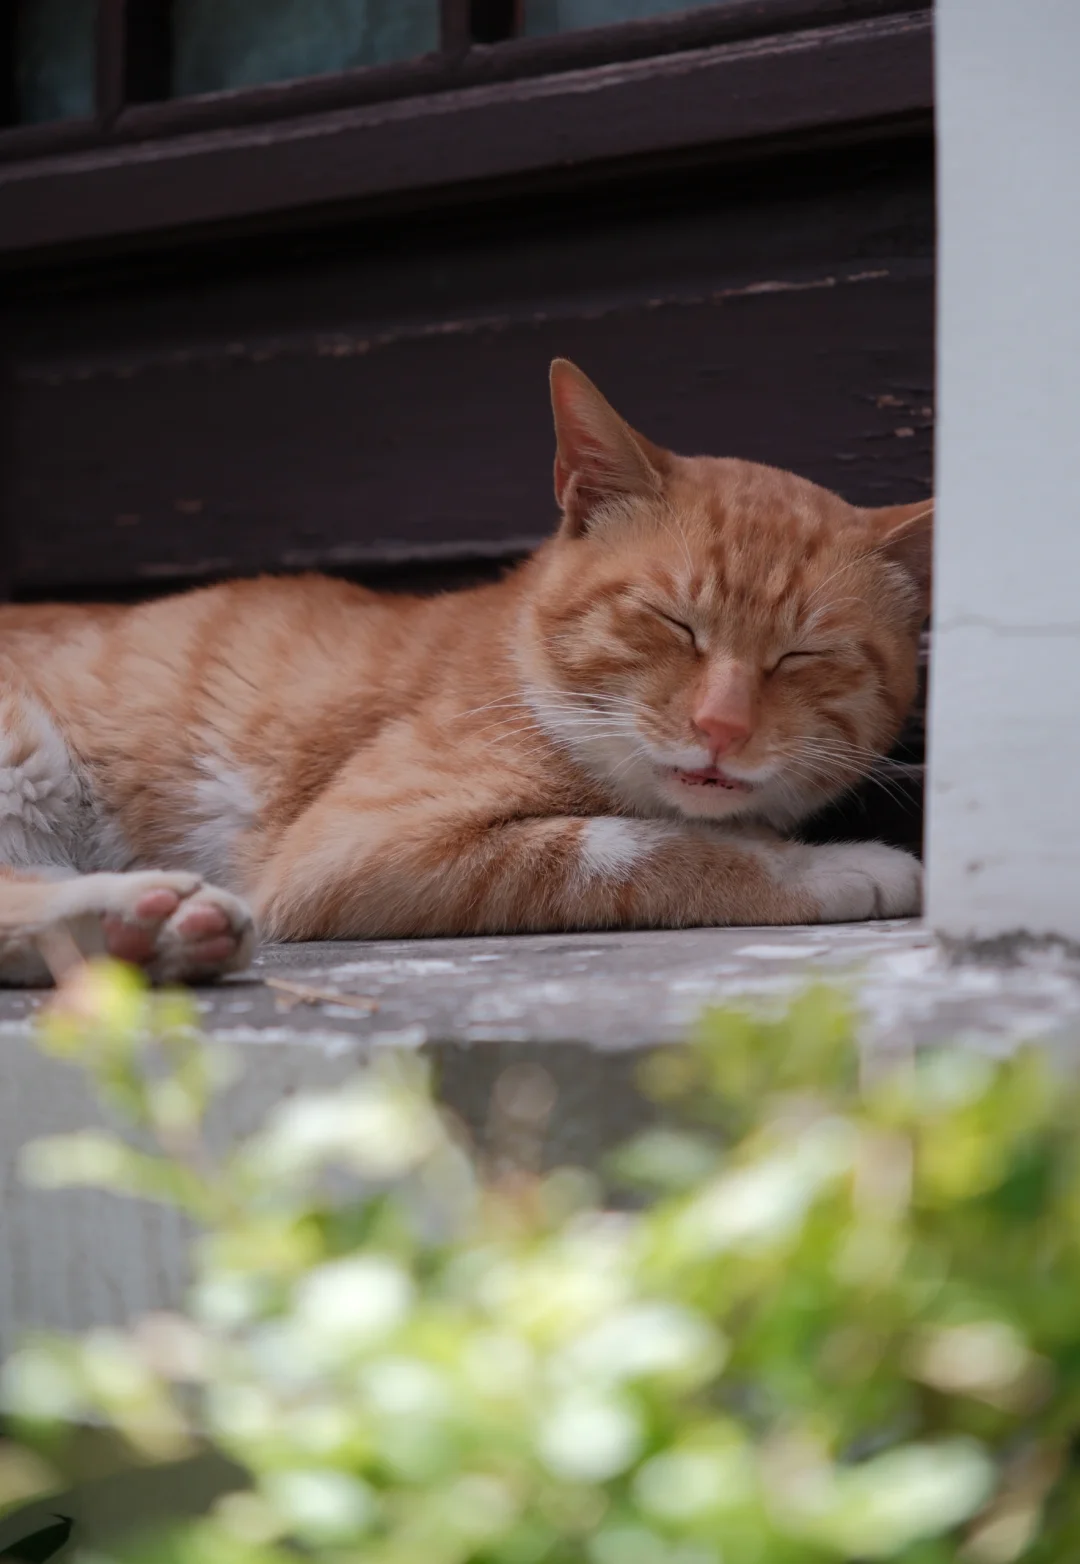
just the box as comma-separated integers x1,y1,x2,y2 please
0,362,930,985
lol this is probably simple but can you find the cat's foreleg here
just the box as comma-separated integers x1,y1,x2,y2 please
252,806,921,939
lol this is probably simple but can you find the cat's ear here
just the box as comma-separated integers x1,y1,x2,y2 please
550,359,668,536
867,499,934,615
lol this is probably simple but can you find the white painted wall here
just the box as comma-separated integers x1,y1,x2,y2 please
927,0,1080,941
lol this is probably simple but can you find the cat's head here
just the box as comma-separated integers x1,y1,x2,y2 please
519,359,931,828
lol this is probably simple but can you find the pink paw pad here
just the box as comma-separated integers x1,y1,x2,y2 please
133,889,183,923
184,935,239,966
172,903,230,940
102,888,184,964
94,877,254,982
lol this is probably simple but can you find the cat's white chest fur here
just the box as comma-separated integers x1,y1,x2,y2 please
0,692,102,872
0,684,259,886
180,755,259,885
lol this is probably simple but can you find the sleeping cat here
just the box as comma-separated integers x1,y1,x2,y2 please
0,360,929,986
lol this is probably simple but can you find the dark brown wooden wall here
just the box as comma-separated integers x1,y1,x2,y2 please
5,136,933,598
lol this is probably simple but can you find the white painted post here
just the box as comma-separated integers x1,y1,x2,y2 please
927,0,1080,942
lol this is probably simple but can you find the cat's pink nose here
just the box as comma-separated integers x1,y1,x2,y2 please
693,660,755,757
693,711,752,758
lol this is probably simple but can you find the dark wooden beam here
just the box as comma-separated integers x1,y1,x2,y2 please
0,12,932,261
96,0,127,126
0,0,930,157
97,0,171,125
470,1,520,45
441,0,472,52
0,1,17,128
124,0,172,104
0,356,12,601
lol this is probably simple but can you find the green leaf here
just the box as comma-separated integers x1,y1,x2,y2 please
0,1514,73,1562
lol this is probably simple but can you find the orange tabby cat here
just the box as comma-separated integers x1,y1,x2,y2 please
0,360,930,985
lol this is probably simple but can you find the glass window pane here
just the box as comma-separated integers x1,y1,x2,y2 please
524,0,730,35
16,0,96,124
172,0,439,98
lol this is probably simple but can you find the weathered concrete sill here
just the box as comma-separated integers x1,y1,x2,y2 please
4,919,1080,1353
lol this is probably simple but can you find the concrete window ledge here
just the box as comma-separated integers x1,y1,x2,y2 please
4,920,1080,1354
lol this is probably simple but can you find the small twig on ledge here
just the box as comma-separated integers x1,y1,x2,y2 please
265,977,380,1015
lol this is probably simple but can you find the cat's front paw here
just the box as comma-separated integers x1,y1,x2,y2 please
793,841,922,922
55,871,256,982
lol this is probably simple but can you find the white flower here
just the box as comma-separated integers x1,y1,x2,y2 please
679,1119,856,1254
537,1393,643,1482
635,1445,753,1519
556,1303,724,1388
262,1469,375,1543
294,1256,413,1352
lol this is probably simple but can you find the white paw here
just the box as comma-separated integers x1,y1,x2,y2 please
791,842,922,923
54,871,256,983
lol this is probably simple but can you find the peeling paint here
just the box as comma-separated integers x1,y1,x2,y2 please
940,929,1080,966
936,614,1080,638
17,266,906,388
137,557,234,580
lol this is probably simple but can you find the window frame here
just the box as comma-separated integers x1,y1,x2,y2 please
0,0,932,262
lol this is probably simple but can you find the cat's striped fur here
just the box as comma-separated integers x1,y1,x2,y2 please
0,361,929,984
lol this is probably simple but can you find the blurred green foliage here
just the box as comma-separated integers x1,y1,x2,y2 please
4,961,1080,1562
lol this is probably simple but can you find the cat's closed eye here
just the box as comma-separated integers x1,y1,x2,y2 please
769,650,827,673
649,607,698,648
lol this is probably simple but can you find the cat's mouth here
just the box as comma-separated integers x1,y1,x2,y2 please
671,766,754,793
